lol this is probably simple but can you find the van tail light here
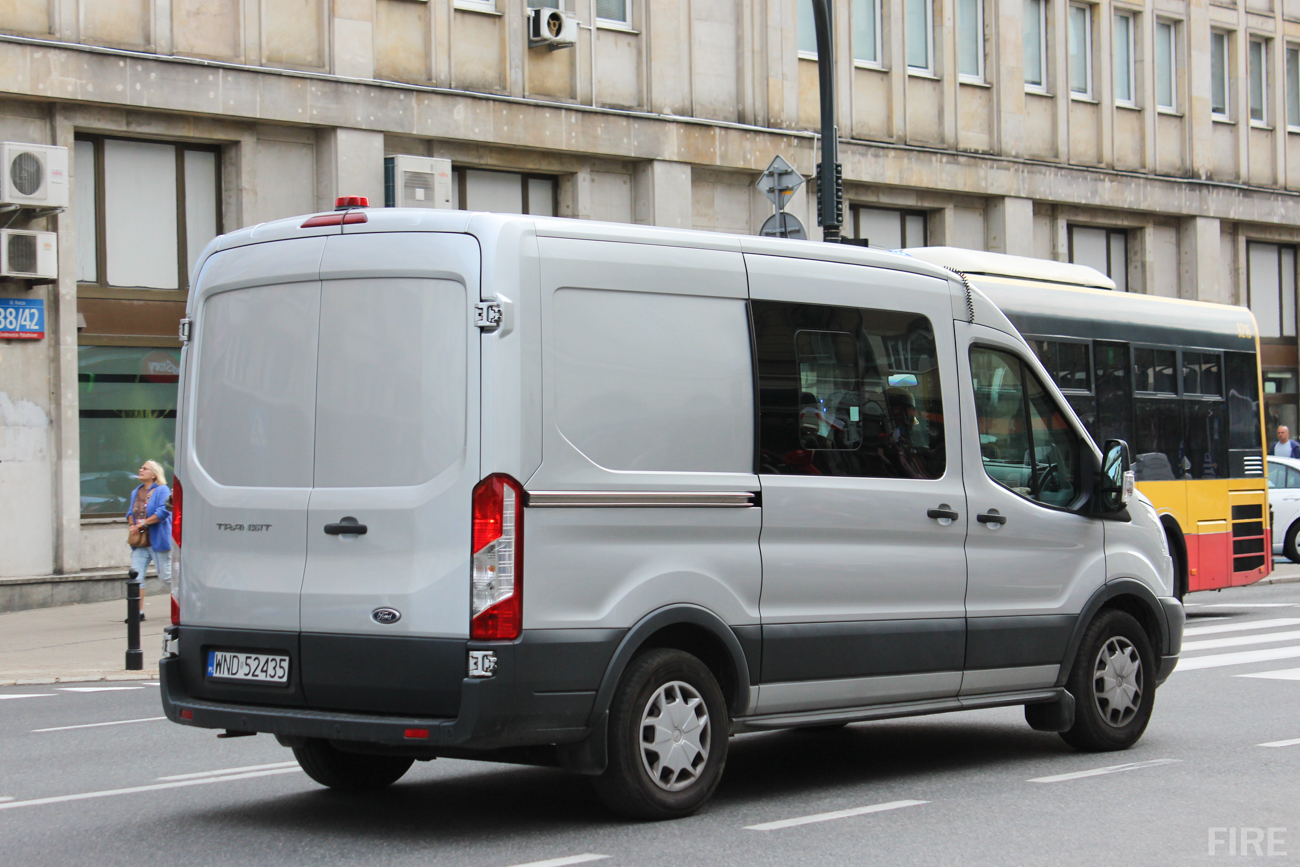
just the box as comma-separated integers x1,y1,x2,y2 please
171,591,180,626
171,475,183,546
470,474,524,641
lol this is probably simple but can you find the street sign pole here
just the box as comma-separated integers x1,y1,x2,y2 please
811,0,842,243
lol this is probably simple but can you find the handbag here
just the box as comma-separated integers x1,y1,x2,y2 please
128,521,151,549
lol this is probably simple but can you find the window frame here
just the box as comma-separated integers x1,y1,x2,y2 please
1211,30,1231,120
595,0,632,28
1067,224,1129,290
1131,344,1181,398
905,0,935,75
1028,336,1095,396
452,166,559,216
1250,36,1269,126
957,0,985,83
1025,0,1049,94
1287,43,1300,131
74,134,223,298
851,205,929,247
1113,10,1136,108
1155,18,1178,112
1068,2,1094,100
851,0,884,68
1247,241,1299,340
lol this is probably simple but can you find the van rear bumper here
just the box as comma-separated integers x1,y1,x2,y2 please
160,627,624,750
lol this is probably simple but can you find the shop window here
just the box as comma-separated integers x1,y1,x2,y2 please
453,168,557,216
74,136,221,292
78,346,180,516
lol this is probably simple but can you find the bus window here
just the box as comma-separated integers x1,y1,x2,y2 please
1094,340,1133,446
1184,400,1227,479
1183,352,1223,397
1133,398,1183,480
1134,347,1178,394
1227,351,1262,451
1031,339,1092,393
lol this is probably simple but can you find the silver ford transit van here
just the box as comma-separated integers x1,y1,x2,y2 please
160,207,1183,819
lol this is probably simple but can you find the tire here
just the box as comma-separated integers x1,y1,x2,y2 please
1284,520,1300,565
593,648,729,820
1059,610,1156,752
292,739,414,792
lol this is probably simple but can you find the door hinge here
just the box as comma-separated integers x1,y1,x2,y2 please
178,317,192,345
475,301,503,331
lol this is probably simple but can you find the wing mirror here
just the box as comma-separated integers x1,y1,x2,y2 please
1099,439,1135,512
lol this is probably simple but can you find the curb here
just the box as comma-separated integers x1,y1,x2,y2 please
0,672,159,687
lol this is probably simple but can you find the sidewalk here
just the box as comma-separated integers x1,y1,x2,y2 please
0,595,168,685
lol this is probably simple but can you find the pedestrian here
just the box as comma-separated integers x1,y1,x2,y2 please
1272,426,1300,459
126,460,172,621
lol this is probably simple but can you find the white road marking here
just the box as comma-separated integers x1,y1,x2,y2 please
157,761,299,781
744,799,929,831
33,717,166,733
1175,646,1300,671
1184,618,1300,637
1181,630,1300,651
0,768,302,812
1187,603,1300,609
57,687,143,693
1028,759,1179,783
0,798,12,803
0,695,55,701
1258,737,1300,747
1238,668,1300,682
501,856,610,867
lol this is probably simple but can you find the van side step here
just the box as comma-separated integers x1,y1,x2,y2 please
732,688,1064,733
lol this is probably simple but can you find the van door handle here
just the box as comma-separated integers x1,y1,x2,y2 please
324,520,368,536
976,511,1007,526
927,507,959,521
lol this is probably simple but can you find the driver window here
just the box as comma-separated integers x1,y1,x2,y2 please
971,346,1082,508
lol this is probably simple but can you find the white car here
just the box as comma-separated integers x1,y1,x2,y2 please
1268,455,1300,562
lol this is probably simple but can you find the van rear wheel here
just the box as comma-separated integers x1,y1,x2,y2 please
593,648,728,820
293,739,414,792
1059,610,1155,752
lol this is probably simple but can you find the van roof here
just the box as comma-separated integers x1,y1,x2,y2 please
901,246,1117,290
202,208,959,286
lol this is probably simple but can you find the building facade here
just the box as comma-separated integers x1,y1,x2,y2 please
1,0,1300,604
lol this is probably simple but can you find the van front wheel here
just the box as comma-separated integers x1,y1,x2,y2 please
293,739,414,792
1059,610,1155,752
593,648,729,820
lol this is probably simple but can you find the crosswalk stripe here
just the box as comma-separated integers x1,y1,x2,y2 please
1184,618,1300,637
1182,630,1300,652
1258,737,1300,747
1175,646,1300,672
1237,668,1300,682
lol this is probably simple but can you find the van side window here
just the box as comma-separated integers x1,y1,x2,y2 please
753,301,946,479
971,346,1082,508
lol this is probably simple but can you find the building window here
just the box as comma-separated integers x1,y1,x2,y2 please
957,0,984,81
1155,20,1176,111
1248,242,1297,339
1113,12,1135,106
1250,37,1269,125
852,0,882,66
852,206,927,248
78,346,180,516
75,136,221,292
453,168,557,216
1069,225,1128,292
798,0,817,57
1211,31,1230,118
595,0,629,26
1068,3,1093,98
1288,45,1300,129
906,0,934,73
1025,0,1048,92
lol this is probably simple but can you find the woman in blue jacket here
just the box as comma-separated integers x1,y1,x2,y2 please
127,461,172,605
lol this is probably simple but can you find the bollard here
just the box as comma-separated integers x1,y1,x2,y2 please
125,569,143,671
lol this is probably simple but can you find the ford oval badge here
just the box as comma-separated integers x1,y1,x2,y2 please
371,607,401,625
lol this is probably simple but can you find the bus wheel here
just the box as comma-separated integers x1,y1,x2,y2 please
1059,610,1156,752
593,648,729,820
1285,521,1300,564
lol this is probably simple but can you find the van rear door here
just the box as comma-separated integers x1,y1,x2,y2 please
297,233,480,714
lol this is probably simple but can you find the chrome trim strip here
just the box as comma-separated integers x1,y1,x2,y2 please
525,491,756,508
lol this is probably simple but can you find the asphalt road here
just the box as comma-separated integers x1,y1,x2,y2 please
5,583,1300,867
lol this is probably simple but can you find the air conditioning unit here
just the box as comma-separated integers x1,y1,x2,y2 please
528,7,578,49
0,143,68,208
0,229,57,279
384,155,453,209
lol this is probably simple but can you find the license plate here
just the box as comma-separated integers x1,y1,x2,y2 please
207,650,290,684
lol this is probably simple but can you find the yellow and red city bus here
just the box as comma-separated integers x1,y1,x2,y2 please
905,247,1270,600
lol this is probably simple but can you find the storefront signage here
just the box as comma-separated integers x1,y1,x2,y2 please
0,298,44,339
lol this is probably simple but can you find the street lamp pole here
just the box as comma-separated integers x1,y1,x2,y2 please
810,0,842,243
